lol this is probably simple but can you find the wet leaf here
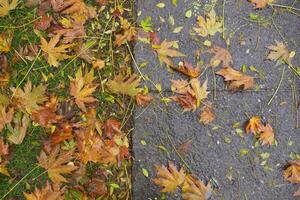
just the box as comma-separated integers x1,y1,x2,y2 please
258,123,275,145
136,93,154,107
283,159,300,183
0,106,13,131
266,41,291,63
245,116,263,134
171,61,201,78
190,78,208,107
171,93,197,112
103,118,121,138
182,175,212,200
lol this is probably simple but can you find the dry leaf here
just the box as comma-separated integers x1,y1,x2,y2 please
199,104,215,124
249,0,274,9
171,79,194,95
7,113,30,144
0,0,19,17
283,160,300,184
23,182,65,200
70,68,98,112
136,93,154,107
37,146,78,183
178,139,192,156
107,74,142,97
0,106,13,131
152,40,185,67
216,67,255,90
13,44,39,63
92,59,105,69
190,78,208,107
0,54,9,87
34,8,53,31
245,116,263,134
153,162,186,193
172,93,197,112
0,30,13,52
0,137,9,176
182,175,212,200
266,41,291,63
103,118,121,138
114,17,136,46
258,123,275,145
208,46,233,67
171,61,201,78
193,9,223,37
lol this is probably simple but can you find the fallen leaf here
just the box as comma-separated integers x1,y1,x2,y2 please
36,31,73,67
0,30,13,52
0,137,8,157
245,116,262,134
182,175,212,200
283,160,300,183
37,146,78,183
178,139,192,156
216,67,255,90
249,0,274,9
0,106,13,131
171,93,197,112
153,162,186,193
103,118,121,138
114,17,136,46
52,22,86,44
13,44,39,63
136,93,154,107
84,177,107,198
0,54,9,87
171,79,194,95
208,46,233,67
258,123,275,145
92,59,105,69
199,104,215,124
193,9,223,37
190,78,208,107
152,40,185,67
7,113,30,144
23,182,65,200
70,68,98,112
107,74,142,97
0,0,19,17
34,8,53,31
266,41,291,63
171,61,201,78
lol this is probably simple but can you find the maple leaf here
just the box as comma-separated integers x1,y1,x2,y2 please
78,108,102,135
0,106,13,132
258,123,275,145
172,93,197,112
153,162,186,193
37,146,78,183
0,0,19,17
13,44,39,64
53,22,86,44
70,68,98,112
85,177,108,198
11,81,48,114
182,175,212,200
283,160,300,183
190,78,209,107
193,9,223,37
36,31,73,67
171,79,194,95
34,8,53,31
136,93,154,107
216,67,255,90
103,118,121,138
0,30,13,52
266,41,291,63
152,40,185,67
249,0,274,9
208,46,233,67
7,113,30,144
114,17,137,46
23,182,65,200
245,116,263,134
106,74,142,97
171,61,201,78
199,104,215,125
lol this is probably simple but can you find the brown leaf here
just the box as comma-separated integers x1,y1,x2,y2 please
171,79,194,95
258,123,275,145
216,67,255,90
153,162,186,193
136,93,154,107
114,17,136,46
0,106,13,132
0,137,8,157
171,61,201,78
208,46,233,67
70,68,98,112
34,8,53,31
245,116,263,134
103,118,121,138
37,146,78,183
0,30,13,53
52,22,86,44
13,44,39,64
0,54,9,87
199,104,215,124
172,93,197,112
266,41,291,63
178,139,192,156
249,0,274,9
182,175,212,200
23,182,65,200
85,177,107,198
50,123,74,145
283,160,300,184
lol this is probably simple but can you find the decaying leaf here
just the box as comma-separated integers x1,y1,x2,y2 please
283,160,300,184
11,81,48,114
0,0,19,17
266,41,291,63
249,0,274,9
216,67,255,90
0,106,13,131
199,104,215,124
7,113,30,144
37,146,78,183
23,182,65,200
34,8,53,31
153,162,186,193
182,175,212,200
0,30,13,52
70,68,98,112
36,31,73,67
152,40,185,67
171,61,201,78
106,74,142,97
13,44,39,63
171,79,194,95
245,116,262,134
171,93,197,112
193,9,223,37
178,139,192,156
103,118,121,139
136,93,154,107
258,123,275,145
114,17,136,46
208,46,233,67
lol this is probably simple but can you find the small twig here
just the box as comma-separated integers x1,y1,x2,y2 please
222,0,226,40
269,3,300,12
267,65,286,105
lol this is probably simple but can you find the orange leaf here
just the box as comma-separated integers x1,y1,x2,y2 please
199,104,215,124
103,118,121,138
245,116,263,134
23,181,65,200
182,175,212,200
258,124,275,145
0,106,13,132
171,93,197,112
136,93,154,107
208,46,233,67
283,160,300,184
249,0,274,9
171,61,201,78
153,162,186,193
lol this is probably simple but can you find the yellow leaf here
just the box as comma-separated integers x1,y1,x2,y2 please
0,30,13,52
0,165,10,176
7,114,30,145
283,160,300,184
23,182,65,200
190,78,209,107
266,41,291,63
245,116,262,134
107,74,142,97
0,0,18,17
182,175,212,200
